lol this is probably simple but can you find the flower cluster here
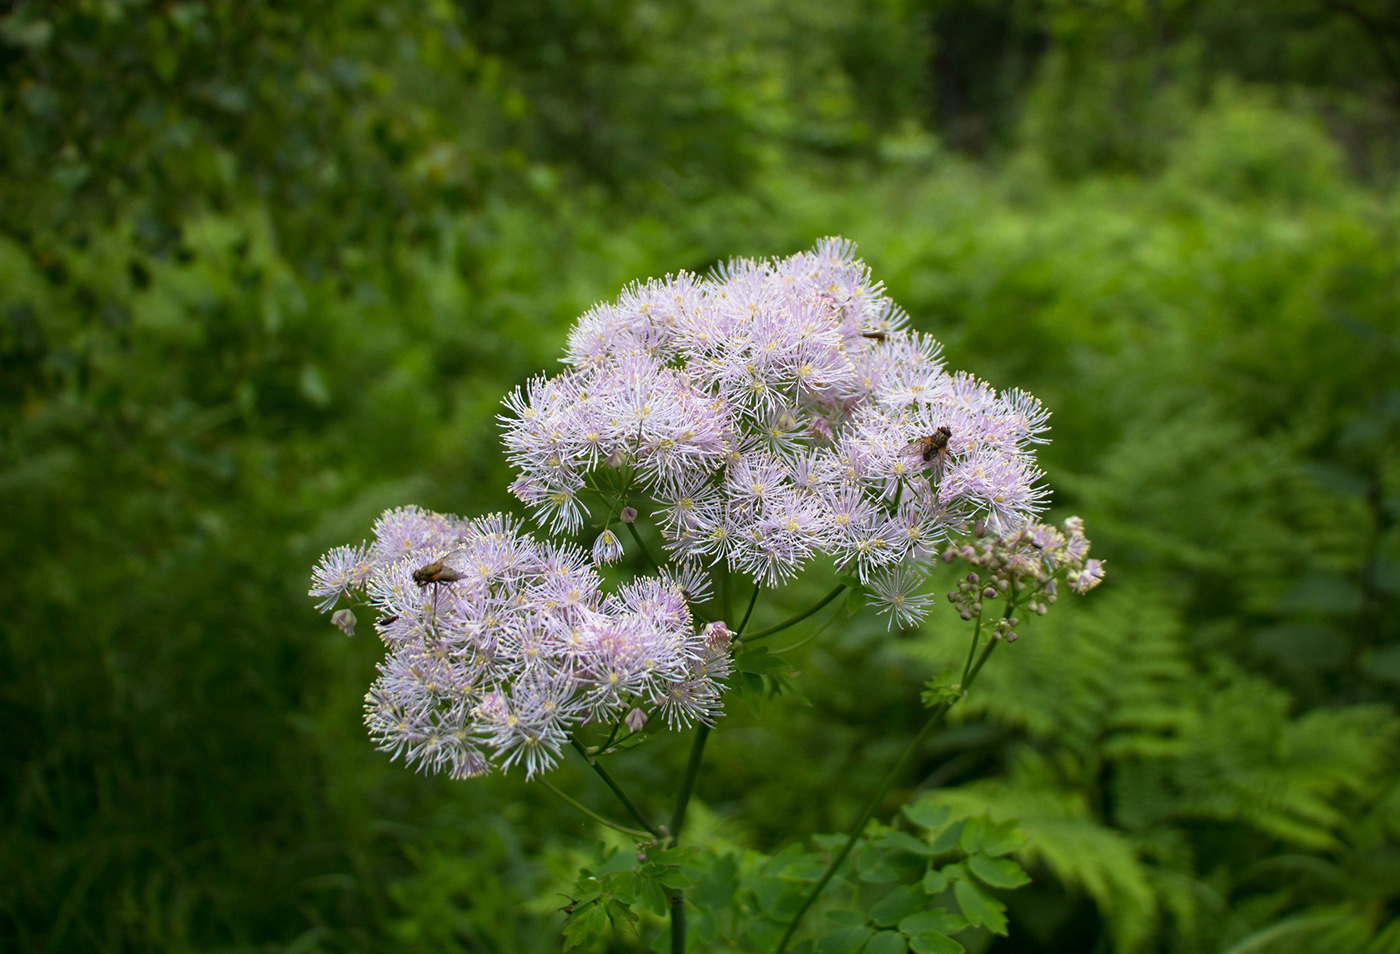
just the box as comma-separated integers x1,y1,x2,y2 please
500,238,1051,626
941,515,1105,639
309,507,732,779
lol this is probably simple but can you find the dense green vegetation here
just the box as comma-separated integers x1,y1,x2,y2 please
3,0,1398,951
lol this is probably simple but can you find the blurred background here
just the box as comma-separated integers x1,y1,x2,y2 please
2,0,1399,951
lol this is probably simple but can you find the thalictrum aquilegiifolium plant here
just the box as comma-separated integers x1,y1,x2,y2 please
310,239,1103,952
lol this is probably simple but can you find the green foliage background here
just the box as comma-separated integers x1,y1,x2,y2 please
2,0,1399,951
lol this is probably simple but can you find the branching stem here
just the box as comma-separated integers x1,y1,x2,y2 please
773,602,1010,952
537,776,652,840
743,583,846,641
568,737,660,839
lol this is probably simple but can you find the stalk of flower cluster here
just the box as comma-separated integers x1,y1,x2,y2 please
773,600,1012,953
667,570,757,953
743,583,848,642
667,723,711,954
569,737,662,839
538,776,654,840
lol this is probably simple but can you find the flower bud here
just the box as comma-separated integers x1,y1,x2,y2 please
625,707,648,732
331,608,356,637
620,506,637,524
1005,631,1018,643
702,621,735,652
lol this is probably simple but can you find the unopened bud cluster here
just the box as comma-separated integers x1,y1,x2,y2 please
941,515,1104,631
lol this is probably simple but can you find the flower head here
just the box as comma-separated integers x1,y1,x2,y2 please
310,508,727,779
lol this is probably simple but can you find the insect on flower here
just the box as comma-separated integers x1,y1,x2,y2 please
412,560,466,586
413,554,466,623
902,425,953,483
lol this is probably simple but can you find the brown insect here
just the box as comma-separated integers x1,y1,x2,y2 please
412,561,465,586
901,425,952,482
413,557,465,624
861,331,888,342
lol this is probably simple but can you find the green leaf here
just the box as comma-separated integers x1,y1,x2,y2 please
978,819,1028,858
735,647,792,674
921,869,949,894
908,932,965,954
953,879,1008,935
592,845,634,876
826,909,868,928
898,910,967,936
816,926,874,954
561,902,606,950
958,816,988,854
877,831,936,856
920,671,962,708
902,802,952,832
870,885,926,926
739,672,767,716
863,930,908,954
931,823,964,855
858,859,903,883
968,855,1030,889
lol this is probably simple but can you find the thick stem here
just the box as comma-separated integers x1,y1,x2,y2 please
666,722,713,953
744,584,846,641
537,776,652,840
670,891,686,954
774,635,1001,952
569,737,661,838
668,725,711,845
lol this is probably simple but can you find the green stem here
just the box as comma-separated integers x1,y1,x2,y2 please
736,583,761,635
537,776,652,840
569,737,661,839
608,708,659,750
744,584,846,641
774,635,1002,952
668,725,711,845
670,891,687,954
625,519,663,573
666,724,712,954
772,600,845,655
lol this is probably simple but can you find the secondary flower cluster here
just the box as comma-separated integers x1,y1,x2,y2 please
942,515,1105,637
309,507,732,779
500,238,1050,624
